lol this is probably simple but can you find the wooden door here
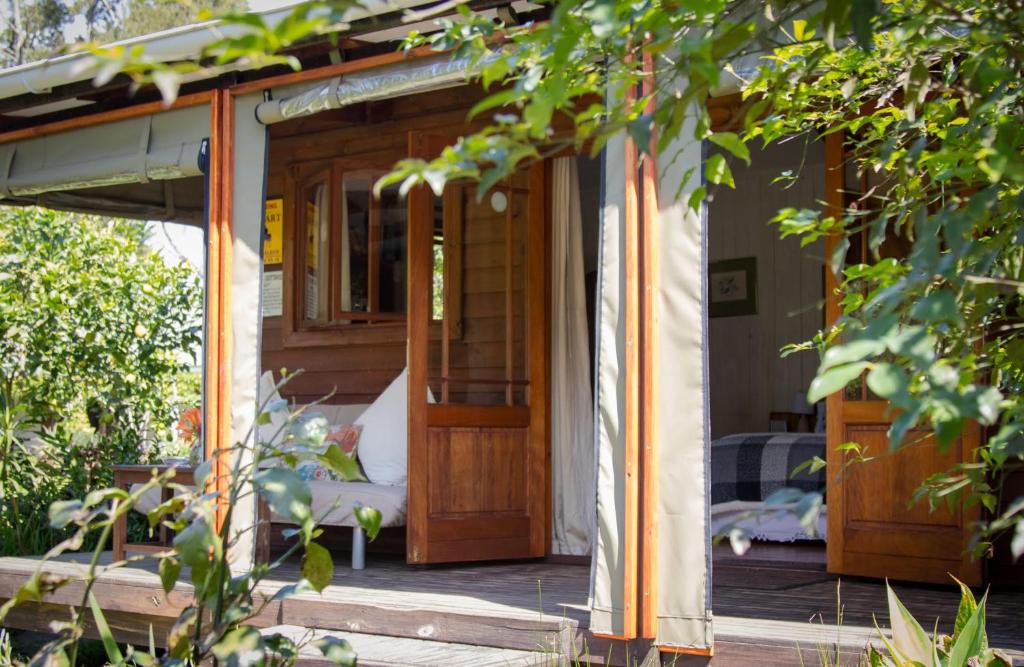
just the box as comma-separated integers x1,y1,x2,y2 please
824,134,982,585
406,132,549,564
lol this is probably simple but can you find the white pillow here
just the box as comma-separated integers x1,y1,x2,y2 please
257,370,289,449
355,368,434,486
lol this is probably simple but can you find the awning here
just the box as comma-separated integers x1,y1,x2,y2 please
255,54,477,125
0,104,209,224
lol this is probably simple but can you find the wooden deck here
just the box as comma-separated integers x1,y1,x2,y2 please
0,547,1021,665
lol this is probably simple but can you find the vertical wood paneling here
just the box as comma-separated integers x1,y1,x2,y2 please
707,141,825,439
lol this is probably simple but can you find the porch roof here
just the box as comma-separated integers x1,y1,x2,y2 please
0,0,428,110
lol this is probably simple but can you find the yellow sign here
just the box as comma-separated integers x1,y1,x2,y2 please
264,198,283,265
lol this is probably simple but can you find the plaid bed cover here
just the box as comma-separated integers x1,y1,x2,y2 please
710,432,826,505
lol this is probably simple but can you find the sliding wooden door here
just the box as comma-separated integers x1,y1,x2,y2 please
824,134,982,585
406,132,549,564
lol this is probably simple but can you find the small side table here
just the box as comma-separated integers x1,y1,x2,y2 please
112,464,195,562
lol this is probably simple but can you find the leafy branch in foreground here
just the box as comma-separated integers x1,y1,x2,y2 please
0,372,380,667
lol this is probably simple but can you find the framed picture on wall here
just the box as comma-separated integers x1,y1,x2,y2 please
708,256,757,317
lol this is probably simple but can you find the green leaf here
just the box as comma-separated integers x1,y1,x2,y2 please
313,636,356,667
301,541,333,592
171,516,216,585
167,608,197,659
317,444,366,482
808,362,869,403
89,592,125,666
910,290,961,324
951,577,978,643
159,556,181,595
48,500,84,528
885,582,938,666
627,115,653,153
866,363,910,403
947,592,986,667
851,0,878,50
254,467,313,526
468,89,520,120
211,626,267,667
688,186,707,211
707,132,751,165
821,338,887,371
354,503,382,540
705,153,735,188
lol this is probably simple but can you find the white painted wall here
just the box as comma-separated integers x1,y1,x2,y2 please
707,139,825,439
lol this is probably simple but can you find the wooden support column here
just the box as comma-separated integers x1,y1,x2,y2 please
638,48,660,642
205,88,234,531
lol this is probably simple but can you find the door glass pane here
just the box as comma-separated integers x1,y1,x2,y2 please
429,175,530,406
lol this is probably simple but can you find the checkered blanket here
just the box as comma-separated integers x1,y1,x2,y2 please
710,433,826,505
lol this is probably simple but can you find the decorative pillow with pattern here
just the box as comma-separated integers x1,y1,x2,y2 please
326,423,362,456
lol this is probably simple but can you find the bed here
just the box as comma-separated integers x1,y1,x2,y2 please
709,432,827,542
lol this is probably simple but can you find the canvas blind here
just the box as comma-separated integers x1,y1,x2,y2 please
0,104,209,224
589,78,713,651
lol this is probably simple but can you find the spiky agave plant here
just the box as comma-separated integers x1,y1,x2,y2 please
868,579,1012,667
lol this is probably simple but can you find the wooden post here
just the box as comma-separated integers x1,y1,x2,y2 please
638,48,660,641
205,88,234,532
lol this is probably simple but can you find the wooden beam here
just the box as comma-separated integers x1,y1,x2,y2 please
0,91,213,144
823,130,844,578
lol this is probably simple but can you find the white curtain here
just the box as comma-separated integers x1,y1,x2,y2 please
551,157,595,556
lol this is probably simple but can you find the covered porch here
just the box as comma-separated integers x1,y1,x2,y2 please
2,548,1022,666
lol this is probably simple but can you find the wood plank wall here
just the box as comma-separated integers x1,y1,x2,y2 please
260,85,524,406
707,140,825,439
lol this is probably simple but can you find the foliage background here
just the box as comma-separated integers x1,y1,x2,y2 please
1,0,246,68
0,207,202,556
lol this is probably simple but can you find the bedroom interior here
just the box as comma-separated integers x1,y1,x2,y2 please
706,137,828,560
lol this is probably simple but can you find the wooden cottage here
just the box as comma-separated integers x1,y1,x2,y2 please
0,2,1020,665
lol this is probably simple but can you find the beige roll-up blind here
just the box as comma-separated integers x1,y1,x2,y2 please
653,105,713,651
226,91,270,573
589,129,631,636
0,104,209,224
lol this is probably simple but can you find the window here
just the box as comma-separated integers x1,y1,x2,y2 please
296,163,407,329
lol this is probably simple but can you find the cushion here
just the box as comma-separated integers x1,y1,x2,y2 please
326,423,362,456
354,368,434,486
295,480,406,528
354,370,409,486
258,371,289,449
133,480,407,529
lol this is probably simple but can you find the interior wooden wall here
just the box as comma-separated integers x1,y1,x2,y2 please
707,140,825,439
262,86,489,405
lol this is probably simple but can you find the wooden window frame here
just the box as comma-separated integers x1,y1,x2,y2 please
282,157,409,348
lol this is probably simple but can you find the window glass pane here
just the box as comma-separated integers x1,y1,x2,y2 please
303,181,329,322
338,173,406,318
377,183,407,314
341,174,371,313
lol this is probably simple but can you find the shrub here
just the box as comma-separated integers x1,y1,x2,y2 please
0,207,202,556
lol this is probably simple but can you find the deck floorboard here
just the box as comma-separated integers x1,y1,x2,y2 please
1,547,1021,662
